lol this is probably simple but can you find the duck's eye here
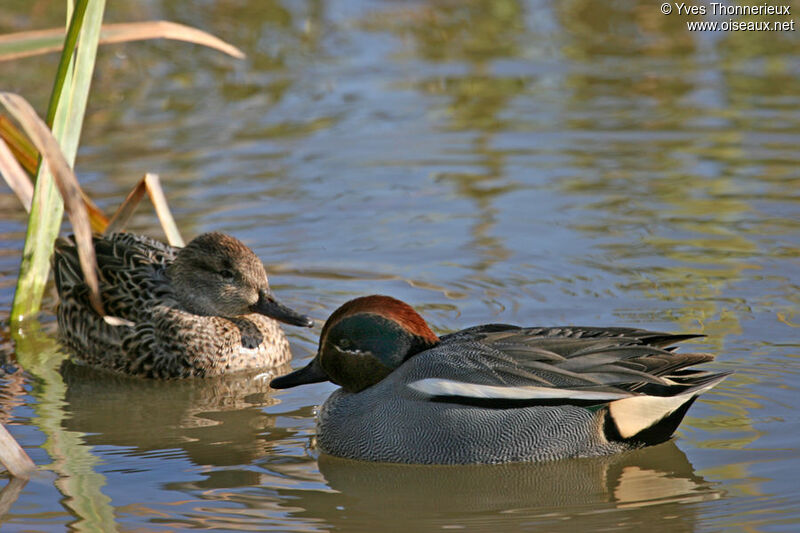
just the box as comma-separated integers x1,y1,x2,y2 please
219,269,235,281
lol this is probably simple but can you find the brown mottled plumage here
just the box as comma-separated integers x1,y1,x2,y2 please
54,232,312,378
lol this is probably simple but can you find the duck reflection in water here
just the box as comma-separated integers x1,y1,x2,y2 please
59,361,298,482
264,441,721,531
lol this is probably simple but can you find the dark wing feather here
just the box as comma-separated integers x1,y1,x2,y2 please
54,233,178,322
422,324,721,405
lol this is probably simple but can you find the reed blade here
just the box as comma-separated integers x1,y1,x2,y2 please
0,115,38,174
0,93,103,318
0,116,107,230
0,423,35,479
9,0,105,322
0,138,33,212
105,175,148,234
146,173,184,247
105,173,183,244
0,20,245,62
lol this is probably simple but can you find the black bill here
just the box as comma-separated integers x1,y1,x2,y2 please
251,289,313,327
270,357,329,389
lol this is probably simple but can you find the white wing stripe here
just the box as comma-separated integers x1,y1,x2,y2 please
408,378,632,401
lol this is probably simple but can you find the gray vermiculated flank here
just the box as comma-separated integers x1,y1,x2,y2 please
316,341,626,464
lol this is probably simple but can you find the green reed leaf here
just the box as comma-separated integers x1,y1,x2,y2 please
10,0,105,322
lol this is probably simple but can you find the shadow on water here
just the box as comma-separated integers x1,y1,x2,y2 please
2,319,300,526
59,362,290,471
256,442,721,532
3,318,115,530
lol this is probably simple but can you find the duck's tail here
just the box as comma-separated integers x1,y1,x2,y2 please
604,371,730,446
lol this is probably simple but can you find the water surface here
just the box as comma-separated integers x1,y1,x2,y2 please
1,0,798,531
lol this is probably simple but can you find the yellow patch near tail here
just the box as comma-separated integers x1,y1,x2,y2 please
608,378,724,439
607,394,692,439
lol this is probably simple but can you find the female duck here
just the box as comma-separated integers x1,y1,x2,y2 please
55,232,312,378
271,295,728,464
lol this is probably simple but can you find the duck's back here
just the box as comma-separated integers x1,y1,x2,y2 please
315,326,726,464
55,233,174,363
54,233,291,378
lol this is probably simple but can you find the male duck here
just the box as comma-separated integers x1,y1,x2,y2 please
55,232,312,378
271,295,728,464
